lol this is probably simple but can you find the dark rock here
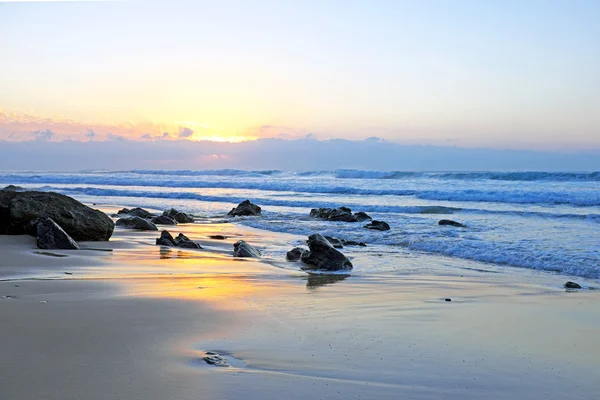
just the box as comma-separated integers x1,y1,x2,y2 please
354,211,372,222
163,208,194,223
115,216,158,231
445,298,452,302
151,215,177,225
439,219,466,228
341,240,367,247
564,281,582,289
233,240,261,257
209,235,227,240
117,208,130,214
2,185,25,192
35,217,79,250
203,353,228,367
286,247,307,261
227,200,262,217
300,233,353,272
0,190,114,241
155,230,202,248
127,207,154,218
324,236,344,248
309,207,371,223
155,230,175,246
363,220,390,231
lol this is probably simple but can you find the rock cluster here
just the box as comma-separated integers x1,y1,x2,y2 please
115,207,194,230
163,208,194,223
116,216,158,231
309,207,371,223
155,230,202,249
228,200,262,217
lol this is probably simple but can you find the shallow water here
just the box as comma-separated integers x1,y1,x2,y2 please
2,169,598,279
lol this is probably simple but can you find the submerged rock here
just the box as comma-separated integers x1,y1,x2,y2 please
286,247,307,261
233,240,261,257
564,281,582,289
35,217,79,250
300,233,353,272
151,215,177,225
203,352,229,367
0,190,114,241
228,200,262,217
439,219,466,228
115,216,158,231
363,220,390,231
163,208,194,223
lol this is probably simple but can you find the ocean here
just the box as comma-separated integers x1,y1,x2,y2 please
2,170,599,280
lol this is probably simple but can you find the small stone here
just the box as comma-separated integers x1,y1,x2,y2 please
209,235,227,239
445,298,452,302
564,281,582,289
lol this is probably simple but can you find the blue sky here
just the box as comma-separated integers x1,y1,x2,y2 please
0,0,599,150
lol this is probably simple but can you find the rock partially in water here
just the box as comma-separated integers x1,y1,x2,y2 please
35,217,79,250
233,240,261,257
564,281,582,289
128,207,154,218
286,247,307,261
323,236,344,248
1,185,25,192
116,216,158,231
354,211,372,222
439,219,466,228
163,208,194,223
228,200,262,217
155,230,202,249
300,233,353,272
209,235,227,240
203,352,229,367
0,190,114,241
310,207,371,223
151,215,177,225
363,220,390,231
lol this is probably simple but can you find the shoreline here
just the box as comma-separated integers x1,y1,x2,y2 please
2,207,600,399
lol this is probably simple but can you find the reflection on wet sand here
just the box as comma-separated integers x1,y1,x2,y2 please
305,274,349,289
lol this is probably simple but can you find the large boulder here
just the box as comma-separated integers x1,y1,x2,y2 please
439,219,466,228
300,233,353,272
228,200,262,217
156,230,176,246
151,215,177,225
35,217,79,250
0,190,114,241
233,240,261,257
364,220,390,231
163,208,194,223
115,216,158,231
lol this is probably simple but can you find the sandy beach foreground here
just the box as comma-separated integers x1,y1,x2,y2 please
1,220,599,400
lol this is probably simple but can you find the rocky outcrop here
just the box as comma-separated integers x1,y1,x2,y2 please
564,281,582,289
163,208,194,223
286,247,307,261
2,185,25,192
300,233,353,272
233,240,261,257
438,219,466,228
35,217,79,250
155,230,203,249
363,220,390,231
0,190,114,241
115,216,158,230
117,207,154,218
151,215,177,225
309,207,371,223
228,200,262,217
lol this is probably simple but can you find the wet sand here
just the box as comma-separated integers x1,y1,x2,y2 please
1,220,600,400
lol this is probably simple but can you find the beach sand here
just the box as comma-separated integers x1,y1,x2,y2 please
1,219,599,399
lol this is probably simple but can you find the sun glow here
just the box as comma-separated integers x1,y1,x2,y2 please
191,134,259,143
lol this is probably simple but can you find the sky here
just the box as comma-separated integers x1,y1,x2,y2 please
0,0,599,162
